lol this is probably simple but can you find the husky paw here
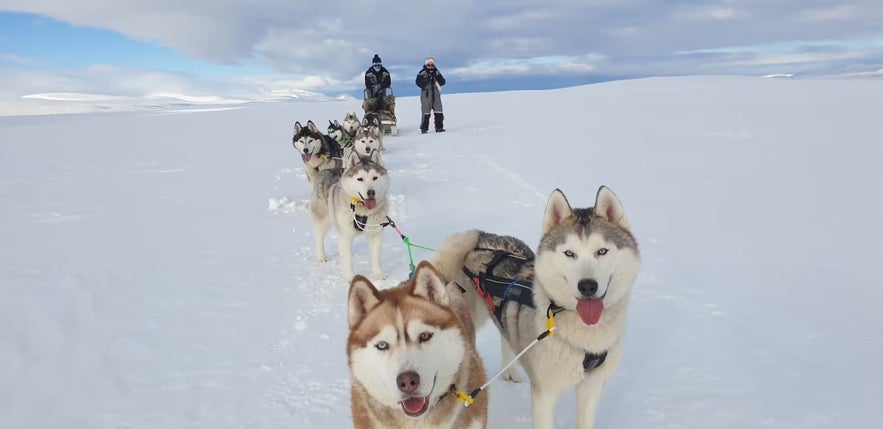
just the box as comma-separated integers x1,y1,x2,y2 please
316,255,328,263
502,368,522,384
372,272,388,281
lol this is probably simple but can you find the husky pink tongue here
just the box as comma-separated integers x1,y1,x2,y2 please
364,198,377,209
302,153,312,162
576,299,604,325
401,397,427,415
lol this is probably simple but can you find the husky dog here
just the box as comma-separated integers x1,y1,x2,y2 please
327,119,357,164
361,114,385,151
292,120,343,183
327,119,353,147
347,261,488,429
351,125,385,167
310,154,390,281
343,112,362,137
432,187,640,429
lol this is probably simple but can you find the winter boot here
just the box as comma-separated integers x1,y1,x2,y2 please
420,114,430,134
434,113,445,132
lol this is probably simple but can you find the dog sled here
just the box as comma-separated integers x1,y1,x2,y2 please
362,87,398,136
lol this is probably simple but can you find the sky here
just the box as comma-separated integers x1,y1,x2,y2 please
1,76,882,428
1,0,883,115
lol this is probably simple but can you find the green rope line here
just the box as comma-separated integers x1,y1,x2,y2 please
402,236,437,278
402,236,436,252
384,216,437,278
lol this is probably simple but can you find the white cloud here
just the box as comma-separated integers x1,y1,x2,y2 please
799,5,858,22
674,6,748,22
485,9,556,31
1,0,883,97
452,55,603,79
733,51,867,67
0,53,30,64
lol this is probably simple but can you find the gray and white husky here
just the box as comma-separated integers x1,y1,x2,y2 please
361,114,385,152
342,112,362,137
310,153,390,281
292,120,343,183
432,186,640,429
351,125,385,167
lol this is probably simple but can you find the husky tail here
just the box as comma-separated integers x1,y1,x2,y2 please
435,229,537,383
433,230,536,338
433,230,489,335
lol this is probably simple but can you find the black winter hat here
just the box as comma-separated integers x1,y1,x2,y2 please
372,54,382,64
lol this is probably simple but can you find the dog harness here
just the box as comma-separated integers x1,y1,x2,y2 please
353,213,368,231
463,249,608,372
310,132,343,161
349,198,391,232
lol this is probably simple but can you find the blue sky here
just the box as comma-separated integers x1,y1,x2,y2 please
1,1,882,109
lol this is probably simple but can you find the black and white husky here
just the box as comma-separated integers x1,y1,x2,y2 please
310,154,390,281
433,186,640,429
327,113,359,163
292,120,342,183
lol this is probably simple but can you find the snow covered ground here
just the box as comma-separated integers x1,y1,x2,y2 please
2,76,882,428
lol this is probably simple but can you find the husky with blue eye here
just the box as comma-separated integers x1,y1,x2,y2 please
347,261,488,429
432,186,641,429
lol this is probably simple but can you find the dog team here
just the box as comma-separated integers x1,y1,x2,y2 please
290,56,641,429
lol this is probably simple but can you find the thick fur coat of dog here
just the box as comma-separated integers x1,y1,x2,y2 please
347,261,488,429
310,154,389,281
292,120,342,183
432,187,640,429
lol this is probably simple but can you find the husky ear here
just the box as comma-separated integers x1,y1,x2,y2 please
543,189,573,234
594,186,629,229
347,152,363,169
294,121,303,133
368,149,382,165
334,119,340,126
348,275,382,328
307,120,319,132
412,261,449,307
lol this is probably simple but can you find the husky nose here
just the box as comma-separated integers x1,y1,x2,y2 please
366,189,375,198
578,279,599,297
397,371,420,394
302,148,309,154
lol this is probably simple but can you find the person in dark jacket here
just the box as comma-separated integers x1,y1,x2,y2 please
363,54,393,116
415,56,445,133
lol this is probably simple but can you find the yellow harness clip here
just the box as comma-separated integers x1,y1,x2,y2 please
350,197,362,205
451,389,474,407
545,312,556,337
